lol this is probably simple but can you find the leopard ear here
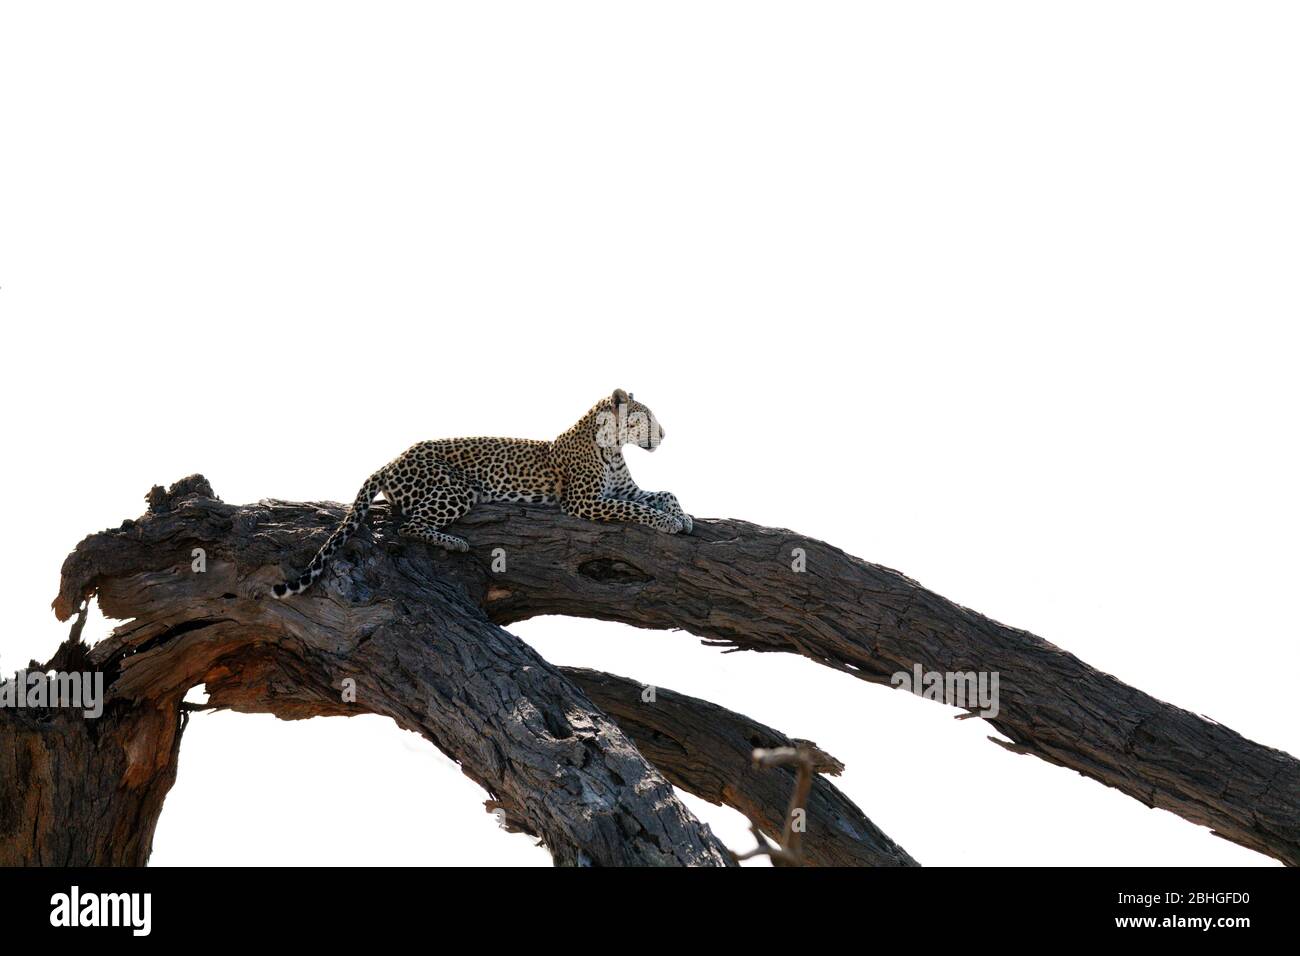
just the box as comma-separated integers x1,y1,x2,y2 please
612,388,629,407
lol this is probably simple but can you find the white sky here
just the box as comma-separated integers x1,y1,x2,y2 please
1,1,1296,866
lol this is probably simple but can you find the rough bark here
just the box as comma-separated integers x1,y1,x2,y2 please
440,508,1300,865
246,490,1298,865
5,476,908,867
0,636,187,867
16,478,736,866
9,473,1297,866
562,667,917,866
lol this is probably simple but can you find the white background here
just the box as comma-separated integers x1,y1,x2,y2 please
2,2,1296,866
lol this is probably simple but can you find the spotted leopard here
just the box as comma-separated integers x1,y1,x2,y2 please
273,389,692,597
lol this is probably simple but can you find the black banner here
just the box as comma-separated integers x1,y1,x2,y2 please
0,865,1285,942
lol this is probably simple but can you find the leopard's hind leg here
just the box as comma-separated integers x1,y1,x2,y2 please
400,516,471,552
392,460,476,553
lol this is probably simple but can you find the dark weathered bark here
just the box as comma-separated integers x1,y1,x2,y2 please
16,478,735,866
10,473,1297,866
0,651,186,867
562,667,917,866
6,476,912,867
274,493,1298,865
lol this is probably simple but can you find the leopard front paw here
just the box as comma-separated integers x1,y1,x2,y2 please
652,514,685,534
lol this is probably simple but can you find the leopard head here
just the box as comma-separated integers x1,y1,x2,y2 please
597,388,665,452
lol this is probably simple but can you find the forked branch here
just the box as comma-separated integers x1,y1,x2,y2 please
7,472,1296,866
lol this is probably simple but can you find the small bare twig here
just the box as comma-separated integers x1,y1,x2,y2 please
736,742,835,866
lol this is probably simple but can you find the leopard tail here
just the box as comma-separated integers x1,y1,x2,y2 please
272,469,387,598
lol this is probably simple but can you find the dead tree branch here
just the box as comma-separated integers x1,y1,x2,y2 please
5,476,910,866
561,668,916,866
263,490,1298,864
734,745,825,866
12,478,734,866
6,473,1295,865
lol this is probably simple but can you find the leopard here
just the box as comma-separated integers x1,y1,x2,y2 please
272,388,692,597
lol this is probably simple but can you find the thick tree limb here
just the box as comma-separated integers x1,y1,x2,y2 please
561,667,917,866
19,478,735,866
9,477,911,866
16,474,1298,865
0,632,186,867
276,494,1298,865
